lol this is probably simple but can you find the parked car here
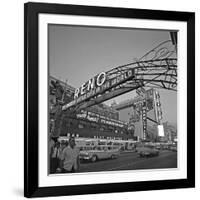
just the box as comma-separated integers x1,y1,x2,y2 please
161,144,170,150
79,145,120,162
137,145,159,157
169,145,177,152
155,145,161,150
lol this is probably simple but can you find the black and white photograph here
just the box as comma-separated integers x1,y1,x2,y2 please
0,0,198,199
23,2,195,197
48,25,178,174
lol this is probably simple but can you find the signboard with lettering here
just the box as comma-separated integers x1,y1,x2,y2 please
142,100,147,139
63,69,135,110
153,90,162,124
76,110,127,128
158,124,165,137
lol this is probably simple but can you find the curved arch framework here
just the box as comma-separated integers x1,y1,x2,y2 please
62,40,177,112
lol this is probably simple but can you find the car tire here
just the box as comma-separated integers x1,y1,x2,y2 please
91,155,97,162
111,154,115,159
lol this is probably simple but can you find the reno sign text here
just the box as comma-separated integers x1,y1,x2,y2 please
62,69,135,110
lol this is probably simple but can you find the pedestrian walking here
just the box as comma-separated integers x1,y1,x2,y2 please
60,137,80,173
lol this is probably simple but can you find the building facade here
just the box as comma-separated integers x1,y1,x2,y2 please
49,76,135,140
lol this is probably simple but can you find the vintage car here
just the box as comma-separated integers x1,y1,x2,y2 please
137,145,159,157
79,145,120,162
169,145,177,152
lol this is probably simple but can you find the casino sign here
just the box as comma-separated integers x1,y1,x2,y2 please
63,69,135,110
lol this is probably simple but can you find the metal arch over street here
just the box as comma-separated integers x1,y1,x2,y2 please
62,40,177,111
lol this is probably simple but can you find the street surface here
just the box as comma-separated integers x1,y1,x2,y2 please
78,150,177,173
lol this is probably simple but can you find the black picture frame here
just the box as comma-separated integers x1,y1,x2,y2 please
24,2,195,198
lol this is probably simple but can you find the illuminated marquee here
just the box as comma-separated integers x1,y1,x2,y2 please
62,69,135,110
76,110,127,128
74,72,106,99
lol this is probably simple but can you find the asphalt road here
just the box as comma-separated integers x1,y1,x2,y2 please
78,150,177,173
